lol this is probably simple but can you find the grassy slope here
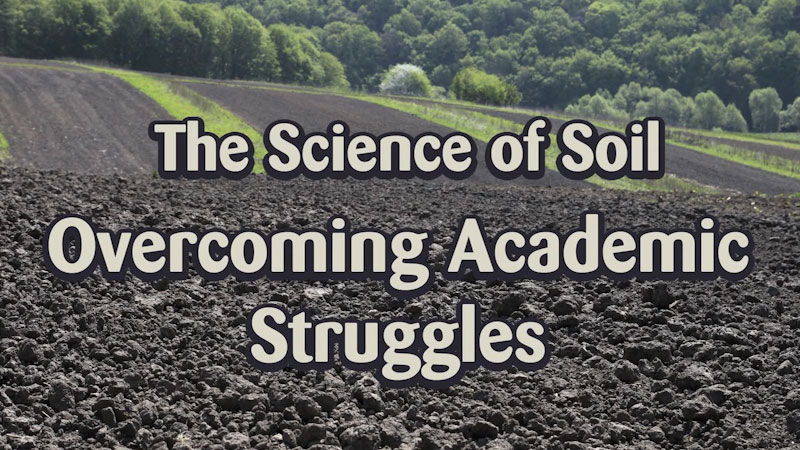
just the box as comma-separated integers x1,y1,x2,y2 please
79,65,267,172
0,60,89,73
124,72,800,183
1,59,783,189
0,131,9,160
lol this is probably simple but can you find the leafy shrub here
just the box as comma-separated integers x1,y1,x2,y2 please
565,92,627,120
450,67,521,106
378,64,432,97
634,88,696,127
749,87,783,132
723,104,748,132
779,97,800,131
693,91,726,130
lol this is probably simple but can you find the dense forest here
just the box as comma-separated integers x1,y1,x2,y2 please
1,0,799,130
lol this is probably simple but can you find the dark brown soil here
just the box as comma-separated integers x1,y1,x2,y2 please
0,65,166,173
1,165,799,449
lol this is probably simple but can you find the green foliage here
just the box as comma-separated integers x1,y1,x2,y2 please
0,0,347,88
749,87,783,132
226,7,278,80
378,63,432,97
2,0,800,114
568,83,748,131
585,1,624,38
320,21,382,89
565,92,627,121
779,97,800,131
723,104,748,132
693,91,727,130
450,67,520,106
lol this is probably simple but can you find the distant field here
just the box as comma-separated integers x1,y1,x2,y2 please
1,57,799,195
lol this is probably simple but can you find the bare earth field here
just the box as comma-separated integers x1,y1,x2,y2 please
0,64,166,173
1,167,799,449
1,59,799,449
180,81,585,188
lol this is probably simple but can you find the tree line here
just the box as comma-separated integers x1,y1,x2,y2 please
0,0,347,87
1,0,799,131
565,83,800,132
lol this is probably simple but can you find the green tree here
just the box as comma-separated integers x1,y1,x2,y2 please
749,87,783,131
51,0,111,58
181,3,232,78
226,7,279,80
757,0,798,36
565,93,627,120
693,91,727,129
585,1,624,38
383,9,421,36
318,51,349,88
779,97,800,131
450,67,521,106
269,24,313,83
0,0,21,54
379,63,432,97
723,104,748,132
321,22,382,88
424,22,467,67
108,0,165,71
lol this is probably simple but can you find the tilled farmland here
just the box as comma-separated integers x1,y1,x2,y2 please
179,81,583,188
1,166,799,450
0,63,166,174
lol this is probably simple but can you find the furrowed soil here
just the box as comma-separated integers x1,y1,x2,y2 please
1,166,799,450
179,81,585,188
0,65,166,173
405,101,800,196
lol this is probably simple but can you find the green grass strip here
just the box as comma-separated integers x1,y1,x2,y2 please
358,98,719,193
672,128,800,151
80,65,267,172
0,131,10,160
0,61,90,73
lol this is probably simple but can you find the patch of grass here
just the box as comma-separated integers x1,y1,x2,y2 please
0,61,90,72
675,129,800,150
359,98,719,193
750,132,800,144
0,131,10,161
80,65,267,172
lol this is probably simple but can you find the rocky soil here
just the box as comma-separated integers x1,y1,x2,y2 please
1,166,799,449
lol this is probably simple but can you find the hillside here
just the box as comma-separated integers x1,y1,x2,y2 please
1,56,799,194
2,0,799,131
